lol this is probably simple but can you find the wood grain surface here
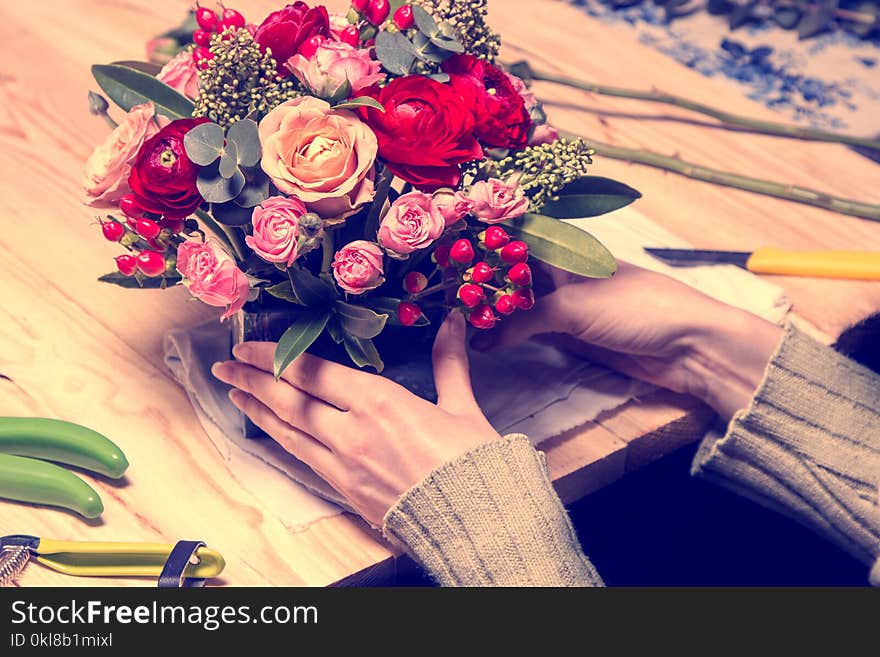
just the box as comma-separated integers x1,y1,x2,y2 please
0,0,878,587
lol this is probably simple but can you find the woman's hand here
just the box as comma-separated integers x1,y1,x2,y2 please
473,262,784,420
211,313,501,527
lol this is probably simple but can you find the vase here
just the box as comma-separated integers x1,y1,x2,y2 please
231,299,439,439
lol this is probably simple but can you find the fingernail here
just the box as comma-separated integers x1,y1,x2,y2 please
232,343,250,360
211,361,231,379
470,333,496,352
227,388,245,407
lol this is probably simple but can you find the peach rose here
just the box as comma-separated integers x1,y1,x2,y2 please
157,50,200,100
432,189,475,227
468,178,529,224
331,240,384,295
378,191,445,257
286,40,385,100
177,240,250,321
259,96,378,219
246,196,308,267
82,102,160,207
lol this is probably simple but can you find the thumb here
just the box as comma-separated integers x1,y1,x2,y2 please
432,312,479,415
470,288,572,352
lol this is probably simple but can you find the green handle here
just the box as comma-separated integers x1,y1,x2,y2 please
0,453,103,519
0,417,128,479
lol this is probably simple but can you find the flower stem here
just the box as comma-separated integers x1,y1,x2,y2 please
513,61,880,153
195,209,240,256
321,229,335,275
412,279,460,300
558,131,880,223
365,166,394,239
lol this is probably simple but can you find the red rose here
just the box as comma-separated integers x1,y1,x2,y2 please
360,76,483,191
442,54,532,149
254,2,330,77
127,118,209,219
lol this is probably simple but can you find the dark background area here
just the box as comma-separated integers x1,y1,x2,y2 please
391,442,867,586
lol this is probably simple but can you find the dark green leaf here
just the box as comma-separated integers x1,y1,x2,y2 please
375,31,417,75
91,64,195,119
197,161,245,204
412,4,439,36
184,122,225,166
343,334,384,373
507,213,617,279
233,169,271,208
773,6,802,27
363,296,430,326
798,6,835,38
219,140,239,179
539,176,642,218
334,301,388,339
111,60,163,76
273,310,332,379
265,280,298,303
326,316,345,344
211,201,252,226
98,271,181,288
334,96,385,113
226,119,261,167
289,267,337,308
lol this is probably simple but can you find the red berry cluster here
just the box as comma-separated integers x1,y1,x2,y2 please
99,211,187,279
192,4,251,69
350,0,414,30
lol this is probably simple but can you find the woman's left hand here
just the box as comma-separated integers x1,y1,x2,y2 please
211,313,501,527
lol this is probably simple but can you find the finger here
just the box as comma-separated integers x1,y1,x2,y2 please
470,288,574,352
232,342,368,411
432,313,479,415
227,389,336,476
212,361,346,444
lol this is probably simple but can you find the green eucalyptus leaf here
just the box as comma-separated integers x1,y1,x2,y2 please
507,213,617,279
289,267,337,308
428,73,451,83
343,334,384,374
91,64,195,119
412,4,439,36
334,96,386,113
375,31,417,75
273,309,332,379
334,301,388,339
184,122,225,166
226,119,261,167
219,140,239,179
539,176,642,218
430,34,464,53
265,280,298,303
210,200,252,226
363,296,430,326
419,44,449,63
197,161,245,204
98,271,181,289
233,169,271,208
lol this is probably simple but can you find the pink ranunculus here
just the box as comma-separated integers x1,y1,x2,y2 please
156,50,201,100
82,102,160,208
377,191,446,257
259,96,378,219
468,178,530,224
432,189,475,227
529,124,560,146
246,196,308,267
331,240,384,295
176,240,250,321
286,40,385,100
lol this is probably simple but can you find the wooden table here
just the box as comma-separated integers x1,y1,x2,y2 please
1,0,878,587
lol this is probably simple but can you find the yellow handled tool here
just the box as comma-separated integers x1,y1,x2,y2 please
643,247,880,280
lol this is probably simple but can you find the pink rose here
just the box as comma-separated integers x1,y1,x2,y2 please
505,71,559,145
529,124,559,146
246,196,308,267
176,240,250,321
332,240,384,295
377,191,446,257
82,102,160,207
468,178,529,224
259,96,378,219
157,50,200,100
432,189,475,227
286,41,385,100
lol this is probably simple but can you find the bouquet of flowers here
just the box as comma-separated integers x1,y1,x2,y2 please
84,0,639,377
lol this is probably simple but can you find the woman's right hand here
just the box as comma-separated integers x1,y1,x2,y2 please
473,262,784,421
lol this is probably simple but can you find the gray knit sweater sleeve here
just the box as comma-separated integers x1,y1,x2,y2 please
692,324,880,585
383,434,604,586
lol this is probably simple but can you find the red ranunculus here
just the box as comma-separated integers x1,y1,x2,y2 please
360,76,483,191
254,2,330,77
442,54,532,149
127,118,209,219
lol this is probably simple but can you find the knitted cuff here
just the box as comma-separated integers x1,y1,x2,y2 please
693,324,880,584
382,434,603,587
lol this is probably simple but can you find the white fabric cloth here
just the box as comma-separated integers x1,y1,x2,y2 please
163,208,790,528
